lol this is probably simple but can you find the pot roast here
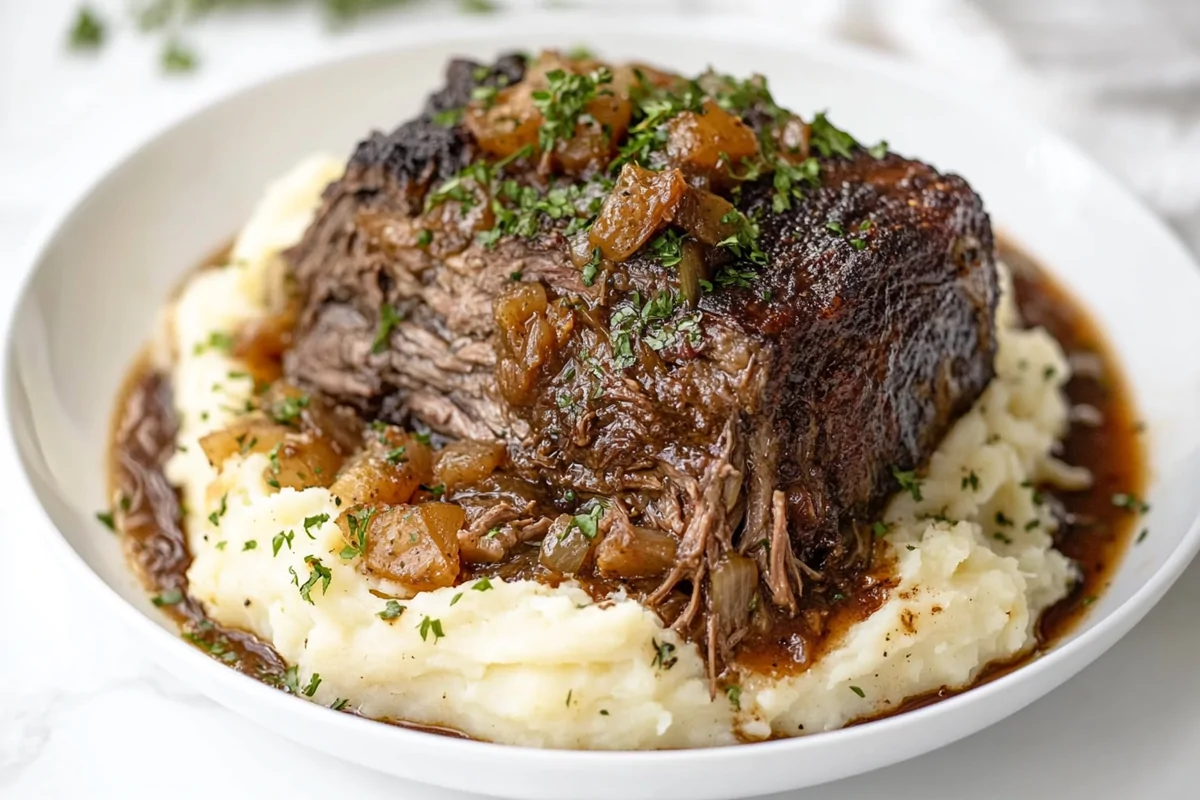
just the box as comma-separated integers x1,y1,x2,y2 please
281,52,998,676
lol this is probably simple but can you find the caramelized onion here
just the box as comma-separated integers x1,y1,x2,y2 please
330,430,433,508
710,553,759,634
674,187,738,246
356,503,465,591
434,440,507,490
539,514,593,575
595,524,678,578
666,100,759,188
588,164,688,261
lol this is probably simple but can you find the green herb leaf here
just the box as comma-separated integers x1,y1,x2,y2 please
418,615,445,643
472,577,494,592
651,638,677,670
68,6,105,50
271,529,294,556
297,556,332,604
371,304,403,354
340,506,374,560
725,684,742,710
151,589,184,607
849,685,866,698
269,394,309,427
378,599,405,620
891,466,923,501
96,510,116,531
303,513,329,539
161,39,197,74
301,672,322,697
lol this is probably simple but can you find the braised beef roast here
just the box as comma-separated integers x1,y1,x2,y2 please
284,53,998,676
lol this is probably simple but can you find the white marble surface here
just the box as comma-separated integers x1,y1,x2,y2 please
3,1,1200,798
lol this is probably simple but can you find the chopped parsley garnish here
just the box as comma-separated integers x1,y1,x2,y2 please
161,39,198,74
993,532,1013,545
472,577,494,592
296,556,332,604
1137,528,1149,544
1024,519,1041,531
302,513,329,539
215,541,227,551
868,140,889,159
994,512,1014,528
648,230,685,267
418,616,445,643
825,221,845,236
385,446,407,464
1112,493,1150,513
208,493,228,527
422,483,447,499
891,466,923,502
849,685,866,698
450,592,463,606
531,66,613,154
871,521,890,538
809,112,857,158
1081,595,1097,606
68,7,105,50
379,600,405,620
566,690,573,707
193,331,234,355
770,157,820,213
301,672,322,697
483,527,501,540
962,471,980,492
431,108,462,127
330,698,350,711
242,540,257,551
271,529,294,556
283,665,300,693
96,510,116,531
340,506,374,560
566,503,605,539
269,394,309,426
651,639,678,670
151,589,184,607
581,247,603,286
725,684,742,710
371,304,403,354
1043,365,1057,382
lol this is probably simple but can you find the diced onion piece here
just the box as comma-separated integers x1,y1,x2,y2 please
199,419,287,467
434,440,507,490
266,433,343,491
588,164,689,262
555,94,633,175
330,431,433,507
595,524,678,578
494,282,559,406
539,514,593,575
359,503,465,591
666,100,759,184
710,553,759,633
674,187,738,246
463,84,541,160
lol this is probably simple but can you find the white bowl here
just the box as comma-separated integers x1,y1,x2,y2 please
7,15,1200,800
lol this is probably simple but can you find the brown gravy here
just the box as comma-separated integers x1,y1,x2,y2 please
104,239,1145,735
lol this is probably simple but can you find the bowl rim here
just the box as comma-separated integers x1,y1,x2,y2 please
7,10,1200,766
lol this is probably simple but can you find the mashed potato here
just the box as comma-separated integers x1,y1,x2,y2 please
163,158,1077,748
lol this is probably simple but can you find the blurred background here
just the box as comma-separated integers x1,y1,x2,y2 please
2,2,1199,798
2,0,1200,261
